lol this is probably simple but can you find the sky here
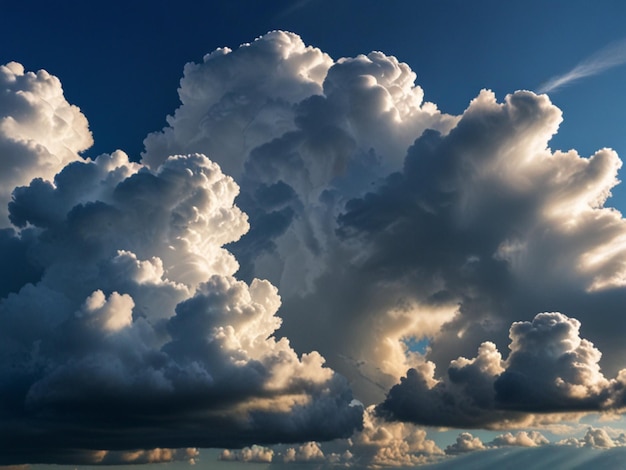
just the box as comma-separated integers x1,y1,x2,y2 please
2,0,626,468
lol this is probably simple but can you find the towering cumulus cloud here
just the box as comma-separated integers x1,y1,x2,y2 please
143,30,626,413
5,30,626,466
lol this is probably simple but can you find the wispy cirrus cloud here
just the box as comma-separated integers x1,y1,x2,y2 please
538,38,626,93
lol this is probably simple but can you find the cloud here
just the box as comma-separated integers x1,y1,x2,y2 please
142,31,335,179
220,445,274,463
445,433,486,455
557,427,626,449
418,445,626,470
0,448,198,467
220,406,445,468
489,431,549,448
538,38,626,93
348,407,444,467
282,442,325,463
220,442,330,466
331,86,626,402
0,62,92,227
142,31,459,404
442,430,550,462
377,312,626,428
6,29,626,466
143,33,626,415
0,143,361,464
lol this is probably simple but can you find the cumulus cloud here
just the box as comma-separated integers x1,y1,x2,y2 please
347,406,444,467
336,86,626,374
0,448,198,467
0,148,361,465
0,62,92,226
220,406,445,468
220,445,274,463
556,427,626,450
141,31,461,404
445,433,485,455
489,431,549,448
377,312,626,428
7,28,626,466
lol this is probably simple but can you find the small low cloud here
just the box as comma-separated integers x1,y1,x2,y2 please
377,312,626,428
0,62,92,226
558,427,626,449
0,120,362,464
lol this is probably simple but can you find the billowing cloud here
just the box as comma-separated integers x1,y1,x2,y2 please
0,61,92,226
538,38,626,93
220,445,274,463
6,28,626,466
377,312,626,428
489,431,549,448
282,441,326,464
335,87,626,378
140,31,626,416
0,134,361,464
220,406,445,468
142,31,460,404
557,427,626,449
348,407,444,467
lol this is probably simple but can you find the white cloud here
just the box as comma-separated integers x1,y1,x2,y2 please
557,427,626,449
282,442,325,463
0,62,92,226
349,406,444,467
140,32,463,405
142,31,334,179
81,448,199,465
6,30,626,466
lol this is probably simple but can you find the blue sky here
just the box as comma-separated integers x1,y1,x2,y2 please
2,1,626,468
4,1,626,166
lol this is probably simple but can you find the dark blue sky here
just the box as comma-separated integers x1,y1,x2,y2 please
3,0,626,169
